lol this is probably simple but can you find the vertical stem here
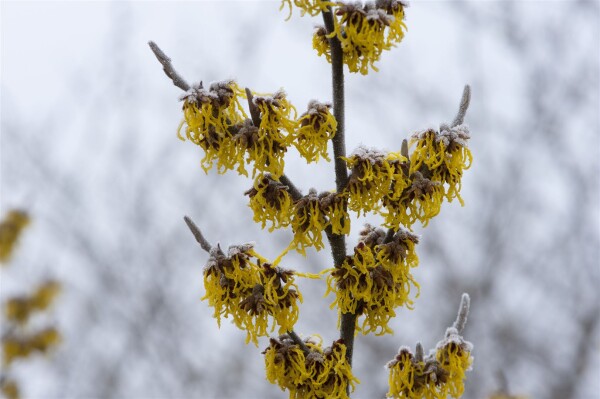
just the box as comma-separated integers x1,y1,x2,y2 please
322,9,356,370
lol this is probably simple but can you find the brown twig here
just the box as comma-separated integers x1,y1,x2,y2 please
183,216,212,252
148,41,190,91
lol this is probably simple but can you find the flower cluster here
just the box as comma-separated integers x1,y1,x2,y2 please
264,335,359,398
0,210,30,264
343,146,410,217
294,100,337,163
291,189,350,255
409,125,472,205
245,175,294,231
201,243,302,345
178,80,248,174
387,329,473,399
312,0,408,74
2,328,61,366
344,124,472,230
4,281,61,325
281,0,334,19
0,211,62,399
179,82,309,178
327,225,419,335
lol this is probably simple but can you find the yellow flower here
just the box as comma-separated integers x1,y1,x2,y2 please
293,100,337,163
327,225,419,335
319,192,350,235
386,331,473,399
313,1,407,74
245,90,297,178
381,171,444,230
245,175,293,231
0,210,30,264
178,80,248,174
2,328,61,366
435,329,473,398
410,126,472,205
344,147,408,217
280,0,334,20
5,280,61,324
0,378,20,399
264,335,359,398
291,189,328,255
313,26,332,63
202,244,303,345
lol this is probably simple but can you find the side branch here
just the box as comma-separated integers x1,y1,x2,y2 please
451,84,471,127
183,215,212,252
453,293,470,334
148,41,190,92
287,330,310,355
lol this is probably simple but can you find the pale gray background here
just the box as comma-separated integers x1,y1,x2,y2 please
1,1,599,398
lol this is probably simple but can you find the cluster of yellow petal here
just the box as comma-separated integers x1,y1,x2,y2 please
312,0,407,74
249,90,298,177
4,281,61,324
2,327,61,366
387,331,473,399
281,0,335,20
264,335,359,399
180,82,320,178
344,147,409,216
178,81,248,174
319,192,350,235
245,175,293,231
0,210,30,264
0,378,19,399
381,171,445,229
201,244,302,345
289,189,350,255
326,225,419,335
294,100,337,163
410,126,472,205
290,189,329,254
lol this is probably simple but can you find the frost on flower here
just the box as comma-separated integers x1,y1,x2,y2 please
201,244,302,345
264,335,359,399
293,100,337,163
312,0,408,74
326,224,420,335
344,146,409,217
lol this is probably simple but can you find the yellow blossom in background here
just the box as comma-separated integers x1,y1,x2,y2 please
245,175,293,231
344,147,408,217
327,225,419,335
291,189,328,255
0,378,20,399
264,335,358,399
0,210,30,264
410,126,472,205
293,100,337,163
5,280,61,325
2,328,61,366
201,244,303,345
178,80,248,174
